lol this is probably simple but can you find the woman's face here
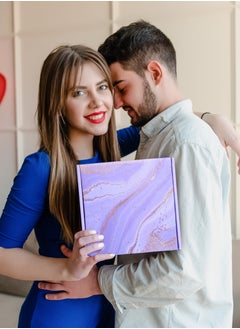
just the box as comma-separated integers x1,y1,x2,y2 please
65,61,113,139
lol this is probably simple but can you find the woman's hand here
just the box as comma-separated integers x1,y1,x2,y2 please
64,230,114,281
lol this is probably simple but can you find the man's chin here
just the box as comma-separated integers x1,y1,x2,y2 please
130,119,142,127
128,114,138,126
128,112,144,127
130,117,137,126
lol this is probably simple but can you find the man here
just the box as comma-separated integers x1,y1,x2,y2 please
40,21,234,327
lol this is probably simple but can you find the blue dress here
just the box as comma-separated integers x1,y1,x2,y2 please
0,126,139,328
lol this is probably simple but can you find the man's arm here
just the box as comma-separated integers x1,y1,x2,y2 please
39,246,202,312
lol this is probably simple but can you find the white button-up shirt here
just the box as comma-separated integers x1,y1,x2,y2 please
99,100,233,328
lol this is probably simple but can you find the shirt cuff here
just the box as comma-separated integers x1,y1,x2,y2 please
98,264,124,312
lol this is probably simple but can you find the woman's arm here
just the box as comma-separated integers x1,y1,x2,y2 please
117,126,140,157
195,112,240,173
0,230,113,281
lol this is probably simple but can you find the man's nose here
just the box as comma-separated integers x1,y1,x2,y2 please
113,92,123,109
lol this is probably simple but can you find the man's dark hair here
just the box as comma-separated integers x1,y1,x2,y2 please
98,20,177,78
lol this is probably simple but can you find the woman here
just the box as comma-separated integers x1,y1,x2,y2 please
0,45,139,328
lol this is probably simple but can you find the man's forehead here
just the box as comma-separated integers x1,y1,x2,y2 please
109,63,134,86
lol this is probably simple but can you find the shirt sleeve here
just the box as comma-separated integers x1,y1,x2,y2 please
98,142,228,312
99,251,203,312
117,126,140,157
0,152,50,248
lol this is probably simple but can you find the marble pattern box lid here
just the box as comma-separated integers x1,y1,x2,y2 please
77,158,181,255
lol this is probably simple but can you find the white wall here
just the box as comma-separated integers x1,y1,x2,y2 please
0,1,239,237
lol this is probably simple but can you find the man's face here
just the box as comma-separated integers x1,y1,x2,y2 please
109,62,158,127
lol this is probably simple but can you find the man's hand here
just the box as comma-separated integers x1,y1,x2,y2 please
200,113,240,174
38,265,101,300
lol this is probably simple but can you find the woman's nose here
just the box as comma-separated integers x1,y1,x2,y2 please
89,93,103,108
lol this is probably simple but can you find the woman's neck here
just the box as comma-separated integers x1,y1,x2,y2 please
69,131,94,160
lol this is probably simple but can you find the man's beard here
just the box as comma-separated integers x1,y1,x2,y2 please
131,78,158,127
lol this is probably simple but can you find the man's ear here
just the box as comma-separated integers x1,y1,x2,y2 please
146,61,162,85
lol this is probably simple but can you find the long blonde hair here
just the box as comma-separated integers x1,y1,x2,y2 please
37,45,120,244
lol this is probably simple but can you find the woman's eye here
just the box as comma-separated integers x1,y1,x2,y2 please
99,84,109,91
73,90,85,97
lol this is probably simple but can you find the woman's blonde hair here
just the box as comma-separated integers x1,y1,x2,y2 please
37,45,120,244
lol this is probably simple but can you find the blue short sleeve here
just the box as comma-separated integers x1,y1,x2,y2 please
0,152,50,248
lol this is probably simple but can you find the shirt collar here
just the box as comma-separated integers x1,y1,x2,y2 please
141,99,193,138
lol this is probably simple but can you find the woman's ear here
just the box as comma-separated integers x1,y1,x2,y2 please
146,61,162,85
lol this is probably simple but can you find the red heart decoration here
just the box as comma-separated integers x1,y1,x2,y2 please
0,73,7,104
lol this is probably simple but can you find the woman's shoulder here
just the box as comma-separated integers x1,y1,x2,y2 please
7,150,51,202
19,150,51,180
25,150,50,162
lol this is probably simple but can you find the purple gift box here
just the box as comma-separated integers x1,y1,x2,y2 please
77,158,181,255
